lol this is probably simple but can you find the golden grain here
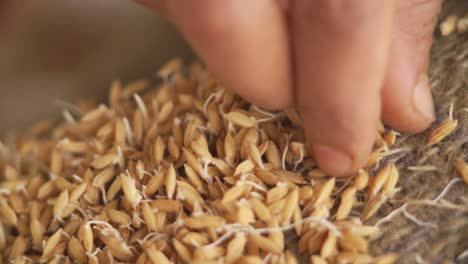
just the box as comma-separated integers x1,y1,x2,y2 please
427,119,458,146
455,158,468,184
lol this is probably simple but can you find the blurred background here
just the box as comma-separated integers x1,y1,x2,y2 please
0,0,193,132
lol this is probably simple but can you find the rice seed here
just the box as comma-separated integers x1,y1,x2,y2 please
249,197,272,222
248,233,282,254
10,236,29,260
184,215,225,229
383,165,399,196
266,142,282,169
427,119,458,146
315,178,336,205
455,159,468,184
224,133,236,164
67,236,87,264
280,187,299,223
172,238,192,262
91,151,118,169
375,253,399,264
146,247,171,264
120,173,140,208
0,223,6,250
165,164,177,199
42,228,63,258
368,165,392,198
361,192,387,221
150,199,181,213
354,170,370,190
267,183,289,204
53,190,69,220
0,200,17,226
338,230,368,253
158,57,183,78
79,224,94,253
234,160,256,176
153,136,166,166
336,186,357,220
93,165,116,188
167,136,180,160
441,15,458,36
108,209,132,226
224,111,257,128
226,233,247,263
222,184,247,203
194,245,225,260
145,171,166,197
321,233,337,259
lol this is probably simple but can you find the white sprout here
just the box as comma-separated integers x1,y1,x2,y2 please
449,102,454,120
133,94,149,126
62,109,76,123
122,117,134,146
457,248,468,261
202,92,217,116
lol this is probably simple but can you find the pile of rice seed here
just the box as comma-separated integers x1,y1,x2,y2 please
0,55,464,264
0,2,468,263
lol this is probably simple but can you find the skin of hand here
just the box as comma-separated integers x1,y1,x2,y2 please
135,0,442,177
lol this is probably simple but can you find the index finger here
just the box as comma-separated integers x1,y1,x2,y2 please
292,1,394,176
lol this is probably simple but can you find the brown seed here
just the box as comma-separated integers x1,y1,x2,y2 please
383,164,399,196
336,186,357,220
172,238,192,263
375,253,399,264
10,236,29,260
234,160,256,176
91,151,118,169
67,236,87,264
108,209,132,226
248,233,282,254
145,171,166,197
321,233,337,258
224,133,236,164
30,218,45,248
361,192,388,221
226,233,247,262
455,159,468,184
368,165,392,198
0,200,17,226
120,173,140,208
158,57,183,78
150,199,181,213
0,222,6,250
427,119,458,146
354,170,370,190
184,215,225,229
146,246,171,264
42,229,63,258
53,190,69,220
338,230,368,253
280,187,299,223
315,177,336,205
440,15,458,36
224,111,257,128
267,183,289,204
222,184,247,203
93,165,116,188
165,164,177,199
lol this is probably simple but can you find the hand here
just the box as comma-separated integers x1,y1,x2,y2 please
135,0,441,176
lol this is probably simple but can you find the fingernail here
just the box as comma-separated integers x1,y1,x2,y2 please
412,74,435,122
313,144,353,177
